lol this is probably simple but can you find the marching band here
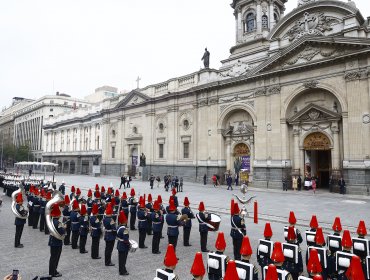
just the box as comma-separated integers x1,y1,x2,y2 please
7,180,369,280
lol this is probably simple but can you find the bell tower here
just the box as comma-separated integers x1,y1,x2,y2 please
231,0,287,44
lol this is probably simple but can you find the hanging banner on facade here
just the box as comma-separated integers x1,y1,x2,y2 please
132,156,138,166
241,156,250,171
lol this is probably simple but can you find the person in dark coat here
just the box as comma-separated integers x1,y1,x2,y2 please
58,181,65,195
90,203,102,259
128,189,137,230
70,199,80,249
338,177,346,194
151,200,163,254
297,176,302,191
197,201,211,252
230,203,246,260
137,197,148,249
166,199,183,250
119,175,126,189
181,197,195,246
226,175,233,190
48,203,65,277
103,203,116,266
62,195,71,245
79,204,89,254
203,174,207,185
14,193,27,248
116,211,130,276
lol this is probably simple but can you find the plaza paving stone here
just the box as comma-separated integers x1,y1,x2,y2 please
1,174,369,279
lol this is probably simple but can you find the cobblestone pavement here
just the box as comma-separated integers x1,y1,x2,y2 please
1,174,369,279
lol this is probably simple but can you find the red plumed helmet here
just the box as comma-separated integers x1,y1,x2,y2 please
105,203,113,215
183,197,190,206
95,184,99,191
118,210,128,225
91,203,99,215
315,227,326,246
169,199,176,212
80,204,87,216
101,186,105,193
215,232,227,251
29,185,34,194
50,203,61,217
342,230,353,248
139,197,146,209
71,185,75,193
289,211,297,225
34,188,39,196
233,203,240,215
111,198,116,206
271,242,285,263
76,188,81,195
115,189,120,197
190,252,205,277
72,199,79,210
345,255,365,280
153,200,160,211
307,248,323,274
164,244,178,267
157,195,162,204
130,188,135,197
64,195,70,205
332,217,342,232
357,220,367,236
240,236,253,256
87,189,92,197
198,201,205,211
287,226,297,241
121,192,127,200
95,190,101,199
223,260,239,280
264,222,273,238
107,188,112,195
310,215,319,229
146,193,152,202
16,193,23,203
265,264,278,280
230,199,235,215
172,188,176,195
46,192,52,200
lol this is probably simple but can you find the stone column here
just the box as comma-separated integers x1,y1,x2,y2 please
332,123,340,169
250,136,254,175
300,149,305,177
225,138,232,171
293,125,300,170
256,0,262,34
236,7,242,42
269,0,274,28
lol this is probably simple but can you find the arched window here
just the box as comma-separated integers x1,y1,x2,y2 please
262,15,268,29
274,13,279,22
246,13,255,32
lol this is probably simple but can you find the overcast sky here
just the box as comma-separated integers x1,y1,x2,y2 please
1,0,369,108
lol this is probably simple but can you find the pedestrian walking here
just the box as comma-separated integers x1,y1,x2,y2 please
292,176,297,191
203,174,207,185
282,177,288,191
179,177,183,192
156,176,160,188
212,175,217,188
338,177,346,194
311,177,317,194
119,175,126,189
226,175,233,190
149,174,155,189
126,176,131,188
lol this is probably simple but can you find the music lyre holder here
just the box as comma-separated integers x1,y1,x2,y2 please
233,183,255,218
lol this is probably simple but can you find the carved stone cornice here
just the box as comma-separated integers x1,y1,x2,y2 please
254,88,267,97
344,69,368,81
167,106,179,113
197,99,208,107
266,85,281,96
208,97,218,105
303,80,319,88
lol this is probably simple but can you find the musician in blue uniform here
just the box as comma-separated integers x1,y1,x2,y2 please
230,202,246,260
79,204,89,254
62,195,71,245
307,248,324,279
44,192,51,235
240,236,259,280
100,186,106,201
171,188,179,208
86,189,93,216
146,194,153,235
181,197,195,247
128,188,137,230
270,242,293,280
208,232,230,280
48,203,66,278
354,220,368,279
151,200,162,254
116,211,130,276
284,226,303,280
90,203,102,259
70,199,80,249
14,193,27,248
32,188,41,229
114,189,120,214
137,197,148,249
328,216,343,279
120,192,129,221
197,201,211,252
309,227,328,280
69,185,75,200
158,244,180,280
257,222,273,279
287,211,303,245
166,199,184,250
27,185,34,226
39,190,47,232
157,195,165,239
103,202,116,266
337,230,354,280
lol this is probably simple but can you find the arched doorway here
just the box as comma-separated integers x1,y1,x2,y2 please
303,132,332,188
70,161,75,174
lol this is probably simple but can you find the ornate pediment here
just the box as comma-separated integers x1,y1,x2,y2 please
115,90,150,109
219,60,254,78
287,103,341,125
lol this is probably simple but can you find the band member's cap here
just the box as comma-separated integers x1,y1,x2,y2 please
71,185,75,193
287,226,297,241
342,230,353,248
240,235,253,256
64,194,70,205
357,220,367,236
307,248,322,274
95,184,99,191
230,199,235,215
157,195,162,204
46,192,52,200
264,222,273,238
198,201,205,211
16,193,23,203
215,231,226,251
121,192,127,200
115,189,120,197
130,188,135,197
153,200,160,211
288,211,296,225
172,188,176,195
148,194,152,203
95,190,101,199
345,255,365,280
332,216,342,232
190,252,205,276
265,264,278,280
168,199,176,212
223,260,239,280
80,204,87,216
50,203,61,217
91,203,99,215
271,242,285,263
164,244,178,267
118,210,128,225
233,203,240,215
76,188,81,196
87,189,92,197
314,227,326,246
310,215,319,229
183,197,190,207
101,186,105,193
139,196,146,209
72,199,80,210
105,203,113,215
107,188,112,195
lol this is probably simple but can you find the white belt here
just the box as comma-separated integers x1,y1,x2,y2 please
153,222,161,224
168,225,178,228
138,219,146,222
105,230,113,232
72,222,79,224
91,227,98,230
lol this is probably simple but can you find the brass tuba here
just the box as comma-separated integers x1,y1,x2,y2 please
45,190,66,240
11,184,29,219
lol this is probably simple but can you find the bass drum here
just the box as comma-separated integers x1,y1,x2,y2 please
129,240,138,253
207,213,221,232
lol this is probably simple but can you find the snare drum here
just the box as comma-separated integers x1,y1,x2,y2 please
129,240,138,253
207,213,221,231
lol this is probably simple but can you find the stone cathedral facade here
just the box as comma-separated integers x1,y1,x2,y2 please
46,0,370,194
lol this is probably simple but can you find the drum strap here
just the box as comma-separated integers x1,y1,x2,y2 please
231,217,244,236
196,213,214,229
